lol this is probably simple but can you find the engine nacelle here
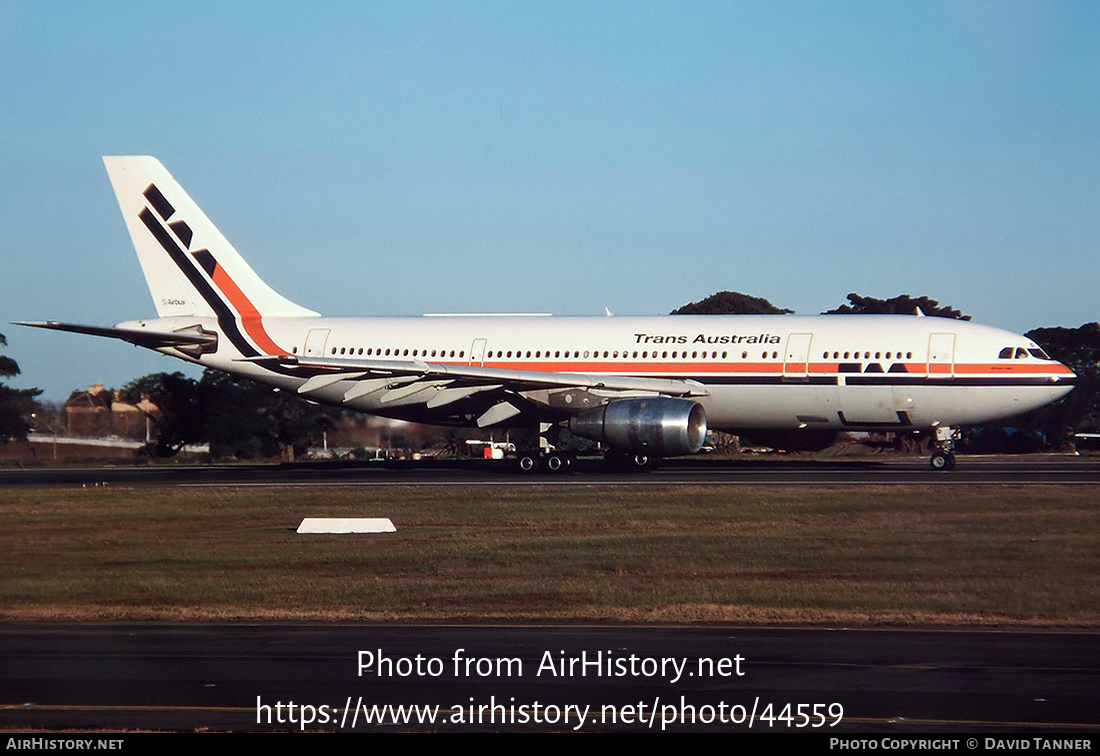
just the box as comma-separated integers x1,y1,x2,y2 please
569,398,707,457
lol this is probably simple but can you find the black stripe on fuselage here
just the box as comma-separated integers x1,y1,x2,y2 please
842,375,1072,387
637,375,1071,388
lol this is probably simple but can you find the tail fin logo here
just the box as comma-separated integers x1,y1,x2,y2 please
137,182,287,357
143,184,195,248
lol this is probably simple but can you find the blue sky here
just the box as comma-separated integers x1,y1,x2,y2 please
2,1,1098,400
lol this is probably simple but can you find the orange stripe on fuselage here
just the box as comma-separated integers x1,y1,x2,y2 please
210,264,285,355
466,360,1072,377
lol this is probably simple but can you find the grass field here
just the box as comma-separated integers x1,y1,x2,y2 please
0,484,1096,625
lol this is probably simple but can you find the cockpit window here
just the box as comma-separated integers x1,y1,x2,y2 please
1028,348,1053,360
998,347,1013,359
1015,348,1028,359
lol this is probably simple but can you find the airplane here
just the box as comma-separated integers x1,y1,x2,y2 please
17,156,1077,472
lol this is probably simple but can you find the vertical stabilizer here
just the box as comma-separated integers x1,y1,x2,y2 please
102,156,319,320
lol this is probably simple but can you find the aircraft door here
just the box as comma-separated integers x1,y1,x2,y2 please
927,333,956,379
783,333,813,379
303,329,330,357
469,338,487,366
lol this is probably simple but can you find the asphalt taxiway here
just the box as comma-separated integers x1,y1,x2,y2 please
1,623,1097,733
1,456,1098,487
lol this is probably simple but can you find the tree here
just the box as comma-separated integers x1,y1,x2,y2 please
120,372,204,456
1017,323,1100,444
671,291,793,315
824,293,970,320
119,369,338,459
0,333,42,443
199,370,336,460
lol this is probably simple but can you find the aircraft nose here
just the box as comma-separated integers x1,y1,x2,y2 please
1051,359,1077,386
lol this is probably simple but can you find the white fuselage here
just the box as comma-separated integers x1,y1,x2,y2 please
126,312,1075,433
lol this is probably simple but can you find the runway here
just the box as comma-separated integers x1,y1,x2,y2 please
1,623,1097,733
1,456,1099,487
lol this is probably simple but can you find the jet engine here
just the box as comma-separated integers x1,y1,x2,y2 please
568,398,707,457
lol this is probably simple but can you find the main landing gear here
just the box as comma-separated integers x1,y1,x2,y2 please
929,426,959,471
512,422,576,474
515,449,576,474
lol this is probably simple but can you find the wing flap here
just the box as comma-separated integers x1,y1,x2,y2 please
242,354,709,398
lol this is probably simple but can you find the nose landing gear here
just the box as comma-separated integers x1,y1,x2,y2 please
929,426,959,471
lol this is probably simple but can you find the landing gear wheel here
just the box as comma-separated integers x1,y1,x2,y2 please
628,453,660,471
604,450,660,472
543,453,565,473
930,451,956,471
517,453,538,473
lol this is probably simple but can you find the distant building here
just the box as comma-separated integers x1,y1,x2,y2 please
63,384,159,440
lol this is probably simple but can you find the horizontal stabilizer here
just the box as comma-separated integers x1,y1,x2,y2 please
14,320,217,350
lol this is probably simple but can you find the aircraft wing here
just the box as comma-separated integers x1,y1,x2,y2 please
14,321,218,351
244,354,708,400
